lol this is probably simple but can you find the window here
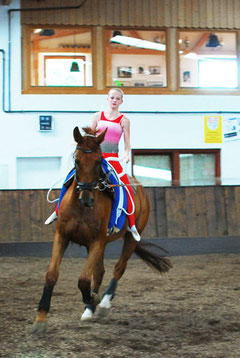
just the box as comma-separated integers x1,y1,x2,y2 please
179,31,238,88
132,149,220,186
133,154,172,186
106,29,167,88
23,26,93,92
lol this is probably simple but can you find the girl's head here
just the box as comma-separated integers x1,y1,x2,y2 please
107,88,124,109
108,88,124,99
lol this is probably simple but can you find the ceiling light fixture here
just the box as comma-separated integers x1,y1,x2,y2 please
206,33,221,47
110,34,166,51
39,29,55,36
70,31,80,72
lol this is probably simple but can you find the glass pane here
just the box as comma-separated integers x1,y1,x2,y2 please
198,59,237,88
106,30,167,88
180,154,216,186
30,28,92,87
133,155,172,186
179,31,237,88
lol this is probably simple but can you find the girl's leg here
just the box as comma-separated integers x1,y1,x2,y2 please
105,154,140,240
120,173,135,228
45,168,75,225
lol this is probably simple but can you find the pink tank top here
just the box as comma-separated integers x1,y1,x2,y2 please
97,112,124,144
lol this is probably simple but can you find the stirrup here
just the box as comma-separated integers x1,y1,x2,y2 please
45,211,57,225
107,226,120,236
128,225,141,242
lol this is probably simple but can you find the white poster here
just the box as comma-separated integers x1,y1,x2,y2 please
223,117,240,142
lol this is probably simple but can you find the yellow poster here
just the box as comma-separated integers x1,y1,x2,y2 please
204,116,222,143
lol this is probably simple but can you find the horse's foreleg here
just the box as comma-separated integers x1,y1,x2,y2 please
32,232,68,333
78,240,104,312
98,232,137,314
81,254,105,321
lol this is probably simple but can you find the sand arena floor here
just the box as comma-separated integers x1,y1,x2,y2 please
1,254,240,358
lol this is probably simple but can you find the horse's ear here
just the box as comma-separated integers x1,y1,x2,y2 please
73,127,83,144
96,128,107,145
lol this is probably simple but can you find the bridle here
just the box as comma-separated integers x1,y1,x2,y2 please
74,145,108,192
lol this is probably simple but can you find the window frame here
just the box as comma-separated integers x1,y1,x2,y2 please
21,24,98,94
131,149,221,186
177,28,240,94
21,24,240,95
104,27,171,95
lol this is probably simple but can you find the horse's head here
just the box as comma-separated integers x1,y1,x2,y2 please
73,126,107,208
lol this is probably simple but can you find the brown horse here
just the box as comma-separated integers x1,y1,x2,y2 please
32,126,172,333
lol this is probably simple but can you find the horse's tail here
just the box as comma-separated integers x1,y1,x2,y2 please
134,241,172,274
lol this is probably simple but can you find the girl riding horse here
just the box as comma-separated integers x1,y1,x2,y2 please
32,126,172,333
45,88,141,241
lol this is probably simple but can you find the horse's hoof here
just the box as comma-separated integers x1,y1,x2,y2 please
96,294,112,318
99,294,112,309
31,321,47,334
81,307,94,321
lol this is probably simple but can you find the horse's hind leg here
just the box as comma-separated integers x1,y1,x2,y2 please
98,232,137,315
32,232,68,334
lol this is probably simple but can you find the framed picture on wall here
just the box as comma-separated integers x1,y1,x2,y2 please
134,81,146,87
148,66,160,75
117,66,132,78
147,81,164,87
183,70,191,83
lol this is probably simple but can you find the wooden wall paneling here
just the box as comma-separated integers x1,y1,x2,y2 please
2,186,240,243
40,189,59,242
154,187,168,237
233,0,240,29
143,187,157,238
21,0,240,29
184,0,193,28
234,186,240,234
184,186,198,237
205,186,218,237
224,186,240,236
215,185,228,236
28,190,43,241
194,186,208,237
8,191,21,242
192,0,200,28
165,187,187,237
226,0,235,29
0,191,10,242
18,190,31,242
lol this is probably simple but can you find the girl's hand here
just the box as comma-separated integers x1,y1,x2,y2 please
123,152,130,163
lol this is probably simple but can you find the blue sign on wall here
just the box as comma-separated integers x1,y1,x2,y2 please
39,115,53,131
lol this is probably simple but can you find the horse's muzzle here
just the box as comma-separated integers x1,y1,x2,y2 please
78,190,94,208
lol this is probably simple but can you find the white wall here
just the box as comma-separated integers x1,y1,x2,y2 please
1,1,240,189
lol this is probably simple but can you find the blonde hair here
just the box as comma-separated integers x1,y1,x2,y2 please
108,88,124,99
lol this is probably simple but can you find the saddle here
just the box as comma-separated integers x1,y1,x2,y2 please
62,159,128,232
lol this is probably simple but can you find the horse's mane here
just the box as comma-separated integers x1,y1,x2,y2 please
82,126,98,137
80,126,100,151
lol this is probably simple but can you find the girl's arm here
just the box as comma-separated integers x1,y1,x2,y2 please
122,116,130,163
90,112,100,131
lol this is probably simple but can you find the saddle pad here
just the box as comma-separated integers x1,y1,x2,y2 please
101,158,127,231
